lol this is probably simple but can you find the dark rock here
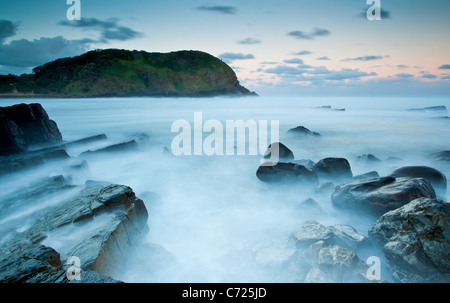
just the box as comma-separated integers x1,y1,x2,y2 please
64,134,107,147
368,198,450,283
356,154,381,164
256,162,318,185
263,142,294,162
0,109,27,155
1,103,62,149
288,126,320,137
331,176,436,216
313,157,353,181
430,150,450,162
292,159,315,170
333,108,345,112
80,140,138,156
353,171,380,180
390,166,447,193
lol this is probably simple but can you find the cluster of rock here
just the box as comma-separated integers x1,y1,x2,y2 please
0,103,153,283
255,141,449,283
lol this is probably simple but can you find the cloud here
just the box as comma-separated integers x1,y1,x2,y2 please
293,50,313,56
196,6,237,15
342,55,388,62
397,64,409,69
0,20,19,44
283,58,304,64
238,38,261,45
420,73,438,79
0,36,91,70
288,28,330,40
395,73,415,78
59,17,142,42
218,52,254,63
317,56,330,61
438,64,450,70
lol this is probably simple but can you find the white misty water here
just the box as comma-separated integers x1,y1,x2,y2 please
0,96,449,282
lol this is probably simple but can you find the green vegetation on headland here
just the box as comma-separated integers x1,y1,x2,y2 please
0,49,257,98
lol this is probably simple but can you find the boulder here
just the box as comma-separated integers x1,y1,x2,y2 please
353,171,380,180
331,176,436,216
390,166,447,192
288,220,334,249
287,126,320,137
0,103,62,149
263,142,294,162
313,157,353,181
430,150,450,162
328,224,367,250
0,109,27,155
292,159,315,170
368,198,450,283
256,162,318,185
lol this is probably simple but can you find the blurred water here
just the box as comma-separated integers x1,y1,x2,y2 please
0,96,449,282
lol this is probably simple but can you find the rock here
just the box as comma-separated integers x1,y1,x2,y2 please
80,140,138,156
289,220,334,249
0,184,149,279
0,103,62,151
328,225,367,250
430,150,450,162
313,157,353,181
287,126,320,137
408,105,447,112
64,134,107,147
305,245,370,283
368,198,450,283
356,154,381,164
353,171,380,180
292,159,315,170
331,176,436,216
256,162,318,185
263,142,294,162
315,182,335,195
390,166,447,193
0,109,27,155
295,198,325,216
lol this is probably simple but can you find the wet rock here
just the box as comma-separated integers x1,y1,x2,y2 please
288,126,320,137
64,134,107,147
0,103,62,155
292,159,315,170
353,171,380,180
315,182,335,195
313,157,353,181
263,142,294,162
328,224,367,250
80,140,138,156
331,176,436,216
368,198,450,283
1,184,149,279
390,166,447,193
288,220,334,249
256,162,318,185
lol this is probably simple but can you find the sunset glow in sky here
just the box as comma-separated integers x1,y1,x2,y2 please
1,0,449,96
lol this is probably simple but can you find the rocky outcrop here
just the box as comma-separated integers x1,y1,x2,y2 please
80,140,138,156
390,166,447,193
0,103,62,156
331,176,436,216
313,157,353,181
0,184,149,281
368,198,450,283
256,162,318,185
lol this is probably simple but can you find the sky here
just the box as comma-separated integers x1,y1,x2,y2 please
0,0,449,96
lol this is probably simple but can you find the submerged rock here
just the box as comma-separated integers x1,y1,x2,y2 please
313,157,353,181
331,176,436,216
390,166,447,193
369,198,450,283
288,126,320,137
256,162,318,185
